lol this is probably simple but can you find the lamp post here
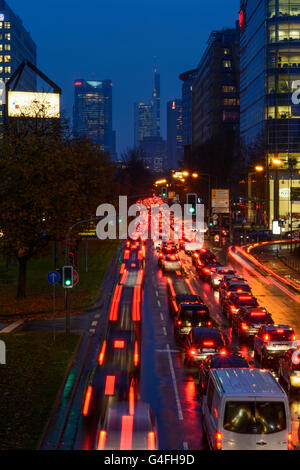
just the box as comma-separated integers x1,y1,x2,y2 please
272,159,282,222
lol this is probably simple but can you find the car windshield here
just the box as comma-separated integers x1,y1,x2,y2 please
224,401,286,435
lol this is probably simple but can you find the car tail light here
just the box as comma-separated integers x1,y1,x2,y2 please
148,432,156,450
292,334,296,341
203,341,214,347
220,349,227,356
288,433,293,450
114,340,125,349
134,341,139,367
82,385,93,416
239,296,252,300
97,430,107,450
189,348,197,357
104,375,116,396
241,323,249,331
264,334,270,342
250,312,264,317
216,432,222,450
177,320,182,326
98,340,107,366
203,268,210,274
207,321,212,326
231,306,238,314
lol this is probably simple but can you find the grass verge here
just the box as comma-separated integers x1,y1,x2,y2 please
0,239,120,317
0,332,79,450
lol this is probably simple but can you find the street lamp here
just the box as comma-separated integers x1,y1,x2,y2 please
255,165,264,173
272,159,282,221
192,172,199,178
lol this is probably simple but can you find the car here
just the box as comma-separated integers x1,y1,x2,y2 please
278,349,300,394
174,303,214,337
202,369,292,450
211,267,235,289
219,279,251,303
158,246,178,267
198,353,249,395
192,249,216,268
232,307,274,342
197,262,220,281
254,324,297,367
248,229,272,242
185,327,227,363
96,402,158,450
222,293,259,322
168,291,203,317
161,253,182,272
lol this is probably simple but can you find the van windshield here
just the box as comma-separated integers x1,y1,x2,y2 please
224,401,286,435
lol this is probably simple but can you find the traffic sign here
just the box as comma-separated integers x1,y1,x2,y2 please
47,271,61,285
73,269,79,286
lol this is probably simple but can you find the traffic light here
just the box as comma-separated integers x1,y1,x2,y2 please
62,266,74,288
186,193,198,215
162,187,167,198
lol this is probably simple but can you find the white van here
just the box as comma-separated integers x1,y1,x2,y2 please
202,368,292,450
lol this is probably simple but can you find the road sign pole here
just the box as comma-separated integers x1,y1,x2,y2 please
66,289,70,335
53,284,56,342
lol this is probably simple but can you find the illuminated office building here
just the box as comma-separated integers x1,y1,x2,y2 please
240,0,300,227
73,79,116,159
167,99,184,168
0,0,37,131
179,68,199,147
134,101,153,148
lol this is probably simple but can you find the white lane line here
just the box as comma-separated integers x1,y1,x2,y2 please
156,290,159,297
162,327,167,336
183,442,189,450
89,329,96,334
94,314,100,318
91,321,98,327
166,344,184,421
155,349,179,353
0,320,24,334
157,300,161,307
160,313,164,321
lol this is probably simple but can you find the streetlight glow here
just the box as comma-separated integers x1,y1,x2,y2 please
273,159,282,166
255,165,264,172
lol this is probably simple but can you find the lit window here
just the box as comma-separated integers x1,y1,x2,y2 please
5,33,10,40
4,55,10,62
0,67,3,74
222,85,236,93
223,60,232,68
0,45,3,52
224,48,230,55
0,56,3,63
0,23,3,30
4,66,10,73
4,22,10,29
4,44,10,51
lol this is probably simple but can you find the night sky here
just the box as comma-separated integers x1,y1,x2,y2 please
8,0,240,155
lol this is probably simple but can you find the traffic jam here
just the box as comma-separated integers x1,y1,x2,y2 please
80,198,300,451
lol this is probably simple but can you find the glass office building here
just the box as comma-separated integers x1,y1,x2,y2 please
240,0,300,227
134,101,153,148
73,79,116,159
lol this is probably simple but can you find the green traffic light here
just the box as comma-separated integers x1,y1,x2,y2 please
189,207,195,214
65,280,71,286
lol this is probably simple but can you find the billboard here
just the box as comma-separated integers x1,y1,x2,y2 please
8,91,60,118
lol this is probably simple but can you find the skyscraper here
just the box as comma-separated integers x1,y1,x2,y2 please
73,79,116,159
0,0,37,130
240,0,300,226
167,99,184,169
151,67,161,137
134,101,153,148
179,68,199,148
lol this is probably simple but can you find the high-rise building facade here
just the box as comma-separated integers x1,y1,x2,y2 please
179,68,198,147
0,0,36,128
240,0,300,226
151,68,161,137
139,136,167,173
167,99,184,169
192,28,240,149
134,101,153,148
73,79,116,159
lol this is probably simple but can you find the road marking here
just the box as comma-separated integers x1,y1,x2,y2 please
155,349,179,353
156,290,159,297
162,327,167,336
89,329,96,334
160,313,164,321
183,442,189,450
166,344,183,421
157,300,161,307
0,320,24,334
91,321,98,327
94,314,100,318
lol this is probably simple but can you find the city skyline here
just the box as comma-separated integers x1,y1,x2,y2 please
5,0,240,155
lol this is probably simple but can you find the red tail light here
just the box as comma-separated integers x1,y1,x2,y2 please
114,340,125,349
203,341,214,347
104,375,116,396
264,334,270,342
216,432,222,450
134,341,139,367
189,348,197,357
203,268,210,274
82,385,93,416
97,430,107,450
98,340,107,366
241,323,249,331
177,320,182,326
292,334,296,341
231,306,238,313
220,349,227,356
148,431,156,450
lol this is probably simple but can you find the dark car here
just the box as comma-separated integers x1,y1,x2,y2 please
185,327,227,363
222,293,259,322
197,262,220,281
232,307,274,342
198,353,249,394
192,249,216,268
248,229,272,242
168,291,203,317
219,279,251,303
175,303,214,337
